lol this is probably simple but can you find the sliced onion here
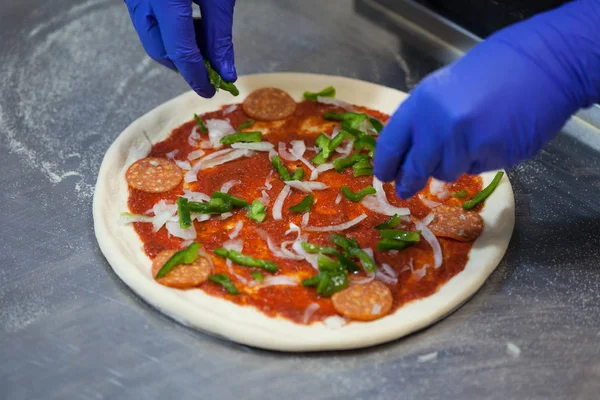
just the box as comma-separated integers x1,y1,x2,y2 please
182,190,211,203
301,212,310,227
280,240,301,259
249,275,299,288
223,238,244,252
256,228,304,260
272,185,291,220
165,220,196,240
284,180,328,193
222,104,237,115
268,149,278,161
335,140,354,156
381,263,398,278
200,141,213,149
228,220,244,239
220,179,241,194
419,194,442,208
323,316,346,329
375,270,398,284
285,222,301,240
278,142,297,161
263,170,273,190
302,303,320,324
361,177,411,216
231,142,274,152
152,200,177,232
304,214,367,232
188,126,201,146
414,219,443,268
260,190,271,206
207,119,235,149
317,96,354,111
413,265,428,280
220,212,233,220
165,149,179,159
292,239,319,270
422,212,435,226
351,274,375,285
192,213,211,222
290,140,307,159
187,149,205,161
180,239,194,248
200,149,253,171
185,149,233,182
430,178,449,199
335,193,342,204
175,160,192,170
310,162,334,181
197,245,215,273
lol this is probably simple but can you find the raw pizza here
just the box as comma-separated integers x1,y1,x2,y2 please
94,73,514,351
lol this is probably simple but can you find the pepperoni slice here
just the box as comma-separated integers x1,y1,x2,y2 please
152,249,212,289
242,88,297,121
126,158,183,193
332,281,393,321
428,205,483,242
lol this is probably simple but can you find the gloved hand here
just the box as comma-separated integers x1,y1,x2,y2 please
374,0,600,199
124,0,237,98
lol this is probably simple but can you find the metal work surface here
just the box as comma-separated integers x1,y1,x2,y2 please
1,0,599,399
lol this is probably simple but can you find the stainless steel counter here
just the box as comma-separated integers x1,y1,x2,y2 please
1,0,599,399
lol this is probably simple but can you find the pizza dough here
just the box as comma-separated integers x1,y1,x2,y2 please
93,73,515,351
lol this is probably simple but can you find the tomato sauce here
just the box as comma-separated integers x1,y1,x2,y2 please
128,100,482,324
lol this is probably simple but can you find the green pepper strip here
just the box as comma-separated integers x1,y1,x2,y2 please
377,239,411,252
331,233,352,252
452,189,468,198
271,155,291,181
324,112,383,133
304,86,336,101
375,214,402,230
208,274,240,294
354,135,376,157
463,171,504,210
251,271,265,282
193,113,208,133
335,252,361,273
237,119,255,130
214,248,278,273
211,191,249,208
204,60,239,96
247,199,267,223
301,242,338,255
291,168,305,181
289,194,314,213
379,229,421,242
188,198,233,214
220,131,262,145
155,242,200,278
176,197,192,228
333,153,359,172
311,133,332,165
368,116,384,133
349,248,376,274
341,185,376,202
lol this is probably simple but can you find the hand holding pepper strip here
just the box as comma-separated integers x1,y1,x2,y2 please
155,242,200,278
204,60,239,96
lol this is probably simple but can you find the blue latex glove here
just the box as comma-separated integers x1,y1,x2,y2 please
124,0,237,98
374,0,600,199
